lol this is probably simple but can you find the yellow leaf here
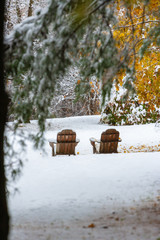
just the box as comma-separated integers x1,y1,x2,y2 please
97,40,101,48
88,223,95,228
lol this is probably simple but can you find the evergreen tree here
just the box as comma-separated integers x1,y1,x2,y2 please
2,0,160,238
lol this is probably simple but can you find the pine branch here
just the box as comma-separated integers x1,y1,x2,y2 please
61,0,113,51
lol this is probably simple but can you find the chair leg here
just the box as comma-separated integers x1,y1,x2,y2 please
51,145,55,156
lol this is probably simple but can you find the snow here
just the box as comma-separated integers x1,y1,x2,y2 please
8,115,160,240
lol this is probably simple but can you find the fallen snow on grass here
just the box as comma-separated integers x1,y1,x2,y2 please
8,115,160,240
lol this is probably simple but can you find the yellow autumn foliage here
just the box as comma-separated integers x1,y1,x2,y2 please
119,143,160,153
113,0,160,110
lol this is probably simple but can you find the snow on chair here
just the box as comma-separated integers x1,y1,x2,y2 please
90,129,121,154
49,129,80,156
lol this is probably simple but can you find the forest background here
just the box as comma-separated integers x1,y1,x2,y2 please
5,0,160,125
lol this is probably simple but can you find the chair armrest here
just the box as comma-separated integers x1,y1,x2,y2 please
89,137,100,143
48,138,57,143
48,139,56,148
89,138,100,154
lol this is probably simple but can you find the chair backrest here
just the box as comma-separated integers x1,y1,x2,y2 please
57,129,76,143
101,129,119,142
100,129,120,153
56,129,77,155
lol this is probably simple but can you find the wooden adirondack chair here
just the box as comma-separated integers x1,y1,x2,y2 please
90,129,121,154
49,129,80,156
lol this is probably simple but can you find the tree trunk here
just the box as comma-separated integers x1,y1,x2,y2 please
0,0,10,239
28,0,34,17
16,0,22,23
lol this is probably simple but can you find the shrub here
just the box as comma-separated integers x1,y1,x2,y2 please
100,97,160,125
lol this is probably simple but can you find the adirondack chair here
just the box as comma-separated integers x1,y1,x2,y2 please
49,129,80,156
90,129,121,154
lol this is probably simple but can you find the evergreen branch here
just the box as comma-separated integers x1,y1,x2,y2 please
61,0,113,51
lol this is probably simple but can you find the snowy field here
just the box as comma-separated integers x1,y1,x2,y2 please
8,115,160,240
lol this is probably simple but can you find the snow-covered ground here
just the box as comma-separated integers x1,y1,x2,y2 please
8,115,160,240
